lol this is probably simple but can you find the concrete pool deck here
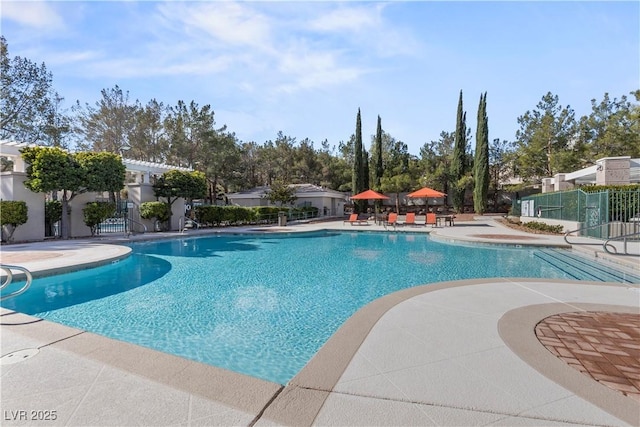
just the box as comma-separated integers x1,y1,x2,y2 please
1,217,639,426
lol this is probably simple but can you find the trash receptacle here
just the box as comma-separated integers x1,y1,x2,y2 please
278,211,287,226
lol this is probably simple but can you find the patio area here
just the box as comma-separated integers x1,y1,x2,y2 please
1,217,638,426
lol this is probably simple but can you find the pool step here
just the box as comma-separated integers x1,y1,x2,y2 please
534,248,640,284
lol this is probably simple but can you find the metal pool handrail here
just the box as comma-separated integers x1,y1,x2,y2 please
0,264,33,301
564,222,609,246
603,231,640,256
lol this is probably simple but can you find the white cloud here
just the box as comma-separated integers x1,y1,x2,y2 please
308,4,383,33
156,2,273,51
1,1,64,31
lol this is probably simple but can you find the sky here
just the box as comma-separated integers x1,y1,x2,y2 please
1,1,638,155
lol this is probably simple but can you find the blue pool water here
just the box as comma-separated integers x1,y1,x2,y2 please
0,231,624,384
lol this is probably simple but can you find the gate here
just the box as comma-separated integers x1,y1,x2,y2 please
584,191,608,238
97,200,130,234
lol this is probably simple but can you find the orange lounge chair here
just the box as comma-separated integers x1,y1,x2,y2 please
344,213,368,226
385,213,398,229
403,212,416,226
425,212,437,227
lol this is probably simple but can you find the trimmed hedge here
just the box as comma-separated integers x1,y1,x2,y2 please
83,202,116,236
0,200,28,242
194,205,319,227
140,201,171,228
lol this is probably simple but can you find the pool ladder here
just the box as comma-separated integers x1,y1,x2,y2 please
179,216,201,234
0,264,33,301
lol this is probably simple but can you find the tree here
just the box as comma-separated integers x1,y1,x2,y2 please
198,130,241,204
418,131,454,195
352,108,366,212
374,115,384,189
164,100,217,168
372,115,384,213
75,151,126,201
580,91,640,159
489,138,516,210
21,146,84,239
21,148,125,239
42,91,72,148
451,90,468,212
0,200,28,242
74,85,138,153
515,92,576,182
83,202,116,236
128,99,168,162
153,170,207,230
265,180,297,206
0,36,54,143
474,92,489,214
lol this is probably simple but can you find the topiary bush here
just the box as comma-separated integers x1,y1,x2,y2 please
0,200,28,242
83,202,116,236
140,201,170,231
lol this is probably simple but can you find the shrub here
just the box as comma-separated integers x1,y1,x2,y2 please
195,205,257,226
523,221,564,234
0,200,28,242
45,200,62,237
83,202,116,236
140,202,170,231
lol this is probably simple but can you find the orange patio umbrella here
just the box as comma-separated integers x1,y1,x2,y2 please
350,189,390,200
351,189,389,222
407,187,446,198
407,187,446,213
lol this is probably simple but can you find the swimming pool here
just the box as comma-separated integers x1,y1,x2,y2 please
2,230,633,384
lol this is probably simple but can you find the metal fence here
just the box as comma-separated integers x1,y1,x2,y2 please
515,188,640,239
97,199,130,234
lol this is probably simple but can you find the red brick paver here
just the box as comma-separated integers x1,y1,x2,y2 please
535,312,640,403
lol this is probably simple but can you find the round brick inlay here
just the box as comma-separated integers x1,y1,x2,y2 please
535,312,640,403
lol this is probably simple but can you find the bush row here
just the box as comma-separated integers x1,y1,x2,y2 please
194,205,319,227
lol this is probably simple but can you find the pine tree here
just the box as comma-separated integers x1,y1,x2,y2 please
451,90,468,212
474,92,490,214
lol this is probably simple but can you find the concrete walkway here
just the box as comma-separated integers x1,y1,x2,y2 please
1,217,639,426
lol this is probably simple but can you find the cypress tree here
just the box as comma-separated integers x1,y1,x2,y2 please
374,115,383,189
374,116,384,213
474,92,490,214
451,90,467,212
352,108,365,212
362,149,370,212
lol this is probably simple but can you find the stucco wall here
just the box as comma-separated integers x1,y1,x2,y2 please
68,192,97,238
0,172,45,242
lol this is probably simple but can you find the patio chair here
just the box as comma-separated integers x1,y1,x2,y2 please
385,213,398,229
403,212,416,226
426,213,437,227
344,213,368,226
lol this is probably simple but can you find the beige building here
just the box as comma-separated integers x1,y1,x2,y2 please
541,156,639,193
227,184,347,217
